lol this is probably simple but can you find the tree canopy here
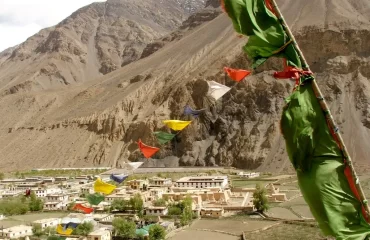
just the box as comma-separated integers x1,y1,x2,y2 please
112,217,136,239
149,224,166,240
72,222,94,236
253,183,269,213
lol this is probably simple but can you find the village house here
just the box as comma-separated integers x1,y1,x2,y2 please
33,218,60,229
44,201,69,211
200,208,224,218
266,184,287,202
34,187,62,198
87,228,111,240
145,206,169,216
175,176,228,189
55,176,69,182
81,186,94,194
1,190,23,198
0,225,33,239
238,172,260,179
148,177,172,187
147,188,166,201
46,193,69,202
127,179,149,191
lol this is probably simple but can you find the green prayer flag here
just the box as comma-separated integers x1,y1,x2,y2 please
86,193,105,206
154,131,176,144
223,0,370,238
223,0,301,68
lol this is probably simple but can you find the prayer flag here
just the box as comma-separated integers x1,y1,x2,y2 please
154,131,176,144
207,81,231,101
110,174,129,184
224,67,251,82
163,120,191,131
184,105,204,117
94,178,116,195
86,193,105,206
57,225,73,235
137,139,160,158
73,203,94,214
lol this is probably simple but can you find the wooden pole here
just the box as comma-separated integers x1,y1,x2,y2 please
270,0,370,216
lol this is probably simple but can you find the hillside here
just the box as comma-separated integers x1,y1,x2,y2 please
0,0,370,172
0,0,206,95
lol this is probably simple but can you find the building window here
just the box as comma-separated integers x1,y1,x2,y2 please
95,238,99,240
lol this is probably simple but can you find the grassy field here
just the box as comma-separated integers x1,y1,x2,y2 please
169,229,239,240
0,212,69,228
267,207,300,220
244,223,325,240
189,219,277,235
291,206,314,219
231,180,275,188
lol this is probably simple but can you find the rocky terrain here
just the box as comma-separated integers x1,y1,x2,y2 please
0,0,370,172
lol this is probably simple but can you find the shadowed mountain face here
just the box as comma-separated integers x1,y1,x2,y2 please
0,0,370,172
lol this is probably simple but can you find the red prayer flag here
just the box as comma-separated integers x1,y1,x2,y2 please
223,67,251,82
138,139,159,159
73,204,94,214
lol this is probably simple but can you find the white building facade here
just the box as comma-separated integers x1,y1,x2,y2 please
175,176,228,189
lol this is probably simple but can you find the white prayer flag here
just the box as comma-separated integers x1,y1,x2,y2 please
207,81,231,101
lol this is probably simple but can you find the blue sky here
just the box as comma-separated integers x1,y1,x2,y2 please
0,0,106,52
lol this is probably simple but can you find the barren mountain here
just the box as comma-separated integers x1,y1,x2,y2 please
0,0,370,172
0,0,206,95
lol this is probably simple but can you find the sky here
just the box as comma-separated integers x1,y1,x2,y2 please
0,0,106,52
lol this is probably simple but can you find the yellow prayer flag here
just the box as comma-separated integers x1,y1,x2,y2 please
94,178,116,195
57,224,73,235
163,120,191,131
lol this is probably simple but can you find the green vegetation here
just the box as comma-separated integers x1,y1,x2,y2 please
72,222,94,236
47,236,60,240
0,172,4,180
168,206,182,216
32,223,43,237
29,192,43,211
130,193,144,217
32,224,57,238
245,223,324,240
10,168,106,178
153,198,166,207
253,184,269,213
180,196,194,226
0,197,28,215
111,194,144,216
149,224,166,240
112,217,136,239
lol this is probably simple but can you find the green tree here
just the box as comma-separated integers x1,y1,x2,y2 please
149,224,166,240
111,199,129,211
44,226,57,236
168,206,182,216
112,218,136,239
180,196,193,226
32,223,43,237
153,198,166,207
130,193,144,216
29,192,43,211
0,172,4,180
47,235,60,240
72,222,94,236
253,183,269,213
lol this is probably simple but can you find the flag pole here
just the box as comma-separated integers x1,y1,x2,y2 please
270,0,370,216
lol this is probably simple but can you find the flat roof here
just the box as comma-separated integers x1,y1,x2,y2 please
3,225,32,232
34,218,60,224
176,176,228,182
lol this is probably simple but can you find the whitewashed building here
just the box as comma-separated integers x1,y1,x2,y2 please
87,229,111,240
33,218,60,229
175,176,228,189
145,206,168,216
0,225,33,239
238,172,260,179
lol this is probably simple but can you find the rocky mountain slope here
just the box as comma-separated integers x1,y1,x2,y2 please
0,0,206,95
0,0,370,172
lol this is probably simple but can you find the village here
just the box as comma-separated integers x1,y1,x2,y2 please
0,168,291,240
